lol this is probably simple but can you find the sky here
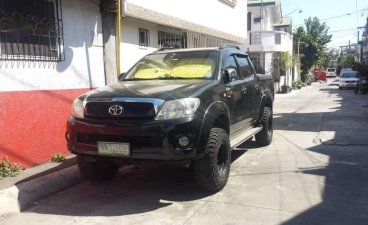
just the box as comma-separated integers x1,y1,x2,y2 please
281,0,368,49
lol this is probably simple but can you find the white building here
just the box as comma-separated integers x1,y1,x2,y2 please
117,0,248,76
242,0,295,89
0,0,105,167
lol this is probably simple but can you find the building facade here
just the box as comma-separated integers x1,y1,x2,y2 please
0,0,105,167
242,0,295,89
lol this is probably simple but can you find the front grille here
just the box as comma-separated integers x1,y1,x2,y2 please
77,133,162,149
85,102,155,119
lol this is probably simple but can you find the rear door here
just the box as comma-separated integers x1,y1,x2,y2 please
234,53,259,124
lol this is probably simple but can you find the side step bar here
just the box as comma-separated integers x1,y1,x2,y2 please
230,126,263,149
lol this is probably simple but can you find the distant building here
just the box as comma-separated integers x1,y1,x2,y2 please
242,0,295,90
359,17,368,64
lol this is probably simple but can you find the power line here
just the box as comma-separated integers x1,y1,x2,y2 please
293,7,368,27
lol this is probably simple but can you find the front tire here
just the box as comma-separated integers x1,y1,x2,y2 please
255,107,273,146
77,156,119,181
193,128,231,192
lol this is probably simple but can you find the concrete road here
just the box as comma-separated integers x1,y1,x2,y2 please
2,80,368,225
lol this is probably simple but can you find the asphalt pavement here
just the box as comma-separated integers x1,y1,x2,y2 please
1,79,368,225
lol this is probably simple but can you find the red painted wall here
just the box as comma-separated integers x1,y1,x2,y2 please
0,89,89,168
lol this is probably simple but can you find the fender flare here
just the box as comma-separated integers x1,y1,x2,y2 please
195,101,230,158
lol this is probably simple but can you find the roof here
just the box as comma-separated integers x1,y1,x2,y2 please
247,0,277,7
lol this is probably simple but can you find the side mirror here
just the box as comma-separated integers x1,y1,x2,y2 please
118,73,125,80
224,68,238,83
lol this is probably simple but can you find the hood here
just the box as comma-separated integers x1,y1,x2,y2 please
84,80,215,101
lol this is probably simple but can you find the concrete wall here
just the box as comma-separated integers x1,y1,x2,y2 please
0,0,105,91
120,18,158,73
126,0,247,40
0,0,105,167
246,31,292,52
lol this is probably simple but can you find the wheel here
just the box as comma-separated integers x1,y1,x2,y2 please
339,86,342,90
77,155,119,181
255,107,273,146
193,128,231,192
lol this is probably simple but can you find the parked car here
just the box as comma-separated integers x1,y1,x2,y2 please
339,71,359,90
65,45,275,192
327,67,336,78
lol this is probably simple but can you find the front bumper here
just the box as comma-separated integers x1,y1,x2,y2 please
66,116,202,162
339,82,357,88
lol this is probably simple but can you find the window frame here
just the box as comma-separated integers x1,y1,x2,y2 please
275,33,281,45
0,0,64,62
139,28,150,47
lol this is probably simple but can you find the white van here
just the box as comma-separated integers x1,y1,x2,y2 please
327,67,336,78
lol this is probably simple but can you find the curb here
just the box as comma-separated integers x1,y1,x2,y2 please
0,162,82,220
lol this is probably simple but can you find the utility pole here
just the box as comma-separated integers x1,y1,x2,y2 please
297,38,300,81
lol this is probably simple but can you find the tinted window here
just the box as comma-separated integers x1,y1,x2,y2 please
223,54,239,81
235,54,252,78
328,68,335,72
341,72,358,78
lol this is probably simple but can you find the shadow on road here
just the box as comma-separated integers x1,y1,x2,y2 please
25,151,250,217
275,86,368,225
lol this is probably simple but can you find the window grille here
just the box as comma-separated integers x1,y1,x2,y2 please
157,25,235,49
275,33,281,45
158,30,185,48
250,32,261,45
139,28,149,47
0,0,64,61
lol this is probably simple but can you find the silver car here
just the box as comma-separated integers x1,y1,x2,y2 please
339,71,359,89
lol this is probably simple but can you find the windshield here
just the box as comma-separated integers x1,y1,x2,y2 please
341,72,358,78
123,51,219,81
328,68,335,72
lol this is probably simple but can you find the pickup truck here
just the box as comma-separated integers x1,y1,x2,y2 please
66,45,274,192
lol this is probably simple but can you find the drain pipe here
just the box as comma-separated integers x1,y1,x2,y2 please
116,0,122,76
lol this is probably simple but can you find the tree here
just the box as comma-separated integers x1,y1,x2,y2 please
293,17,332,81
339,53,356,68
317,48,339,69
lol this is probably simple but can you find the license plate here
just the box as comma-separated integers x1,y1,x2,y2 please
97,142,130,156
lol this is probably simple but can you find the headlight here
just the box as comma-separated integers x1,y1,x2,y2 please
72,96,86,118
155,98,200,120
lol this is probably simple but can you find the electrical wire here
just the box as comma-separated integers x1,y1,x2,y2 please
293,8,368,27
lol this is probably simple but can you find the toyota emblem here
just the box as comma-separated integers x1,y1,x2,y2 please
108,104,123,116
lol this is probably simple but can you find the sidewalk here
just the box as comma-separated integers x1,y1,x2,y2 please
0,156,82,220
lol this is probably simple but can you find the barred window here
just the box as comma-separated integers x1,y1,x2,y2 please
275,33,281,45
0,0,64,61
139,28,149,47
158,30,185,48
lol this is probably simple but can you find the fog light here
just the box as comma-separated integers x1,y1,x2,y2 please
178,136,190,147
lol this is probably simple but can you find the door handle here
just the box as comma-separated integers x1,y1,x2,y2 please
241,86,247,94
